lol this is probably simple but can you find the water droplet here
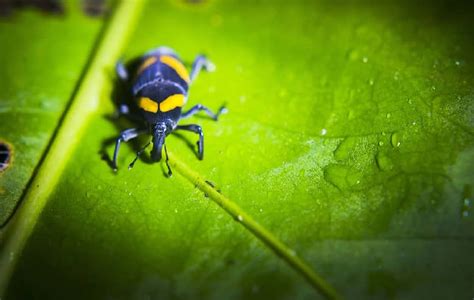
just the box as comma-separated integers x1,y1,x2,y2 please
455,60,460,66
174,209,178,213
375,152,393,171
356,180,361,184
323,164,352,190
378,141,384,146
334,137,357,160
259,208,263,213
128,192,132,196
431,86,436,90
369,79,374,85
362,57,368,63
386,113,391,118
347,48,359,61
412,121,416,126
321,128,327,136
393,71,399,80
461,185,472,218
390,133,400,147
237,215,243,222
408,99,413,105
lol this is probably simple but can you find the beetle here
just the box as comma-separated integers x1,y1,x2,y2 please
112,46,226,175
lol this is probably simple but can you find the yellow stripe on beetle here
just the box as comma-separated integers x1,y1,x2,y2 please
160,55,190,83
138,94,186,113
136,56,158,75
160,94,186,112
138,97,158,112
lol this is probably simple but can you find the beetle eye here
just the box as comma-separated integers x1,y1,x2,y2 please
158,77,164,82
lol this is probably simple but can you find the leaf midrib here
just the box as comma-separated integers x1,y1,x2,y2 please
0,0,146,296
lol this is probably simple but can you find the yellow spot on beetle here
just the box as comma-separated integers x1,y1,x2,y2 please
137,56,158,75
160,55,190,83
138,97,158,113
160,94,186,112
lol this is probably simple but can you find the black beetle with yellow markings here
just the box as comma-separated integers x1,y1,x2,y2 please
113,46,226,175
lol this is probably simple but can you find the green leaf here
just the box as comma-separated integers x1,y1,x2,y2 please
0,1,103,225
1,0,474,299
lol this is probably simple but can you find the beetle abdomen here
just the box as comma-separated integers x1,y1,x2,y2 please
133,54,189,96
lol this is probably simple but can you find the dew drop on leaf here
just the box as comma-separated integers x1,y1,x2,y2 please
347,48,359,61
375,152,393,171
390,132,401,147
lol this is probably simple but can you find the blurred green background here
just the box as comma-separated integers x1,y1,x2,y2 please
0,0,473,299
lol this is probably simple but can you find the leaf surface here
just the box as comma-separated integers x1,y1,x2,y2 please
2,0,474,299
0,2,103,225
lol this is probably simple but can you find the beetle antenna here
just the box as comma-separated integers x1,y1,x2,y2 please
164,143,172,177
129,141,151,170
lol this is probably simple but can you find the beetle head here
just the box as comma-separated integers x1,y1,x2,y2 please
151,122,167,162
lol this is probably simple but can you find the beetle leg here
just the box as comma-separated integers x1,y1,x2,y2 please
176,124,204,160
163,144,172,177
116,60,129,81
112,128,146,171
128,141,151,170
181,104,227,121
190,55,215,82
